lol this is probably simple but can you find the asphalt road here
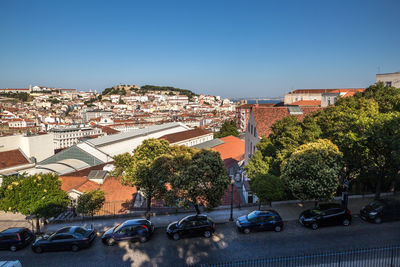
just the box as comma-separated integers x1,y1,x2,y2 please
1,217,399,267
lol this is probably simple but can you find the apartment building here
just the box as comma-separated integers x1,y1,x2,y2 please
376,71,400,88
51,126,102,150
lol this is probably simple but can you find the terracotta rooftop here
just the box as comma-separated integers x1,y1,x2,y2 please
60,176,137,207
212,136,245,166
159,128,212,144
290,100,321,106
0,149,30,170
97,125,120,135
290,88,364,94
253,106,322,137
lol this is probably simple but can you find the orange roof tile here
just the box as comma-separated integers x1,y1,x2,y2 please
159,128,212,144
0,149,30,170
290,100,321,106
212,136,245,163
253,106,322,137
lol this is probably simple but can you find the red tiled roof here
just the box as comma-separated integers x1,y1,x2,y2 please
60,176,137,205
159,128,212,144
329,88,365,93
97,125,120,135
290,100,321,106
253,106,322,137
290,88,364,94
0,149,30,170
212,136,245,164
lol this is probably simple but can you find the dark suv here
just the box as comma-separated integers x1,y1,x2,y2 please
236,210,284,234
360,199,400,224
102,219,154,246
166,215,215,240
299,203,352,230
0,227,34,252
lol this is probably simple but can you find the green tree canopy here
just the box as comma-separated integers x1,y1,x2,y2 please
250,174,285,208
0,173,70,232
215,120,240,138
76,189,106,218
164,149,230,214
111,138,172,218
281,139,343,202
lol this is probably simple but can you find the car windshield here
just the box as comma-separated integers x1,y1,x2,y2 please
246,211,258,221
369,200,384,210
113,223,124,232
178,217,189,226
311,208,324,215
74,227,87,236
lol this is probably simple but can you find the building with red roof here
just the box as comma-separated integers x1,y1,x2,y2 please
284,88,365,106
244,105,322,163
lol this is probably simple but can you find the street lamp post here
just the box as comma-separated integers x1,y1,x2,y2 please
229,177,235,221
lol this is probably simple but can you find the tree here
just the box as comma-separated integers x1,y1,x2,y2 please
250,174,285,209
244,150,271,179
281,139,343,204
111,139,171,219
165,149,230,214
364,112,400,199
246,115,320,177
215,120,239,138
76,189,106,221
0,174,70,233
315,97,379,181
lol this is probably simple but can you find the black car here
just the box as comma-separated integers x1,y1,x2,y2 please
299,203,352,230
0,228,34,252
102,219,154,246
360,199,400,224
236,210,284,234
32,226,96,253
166,215,215,240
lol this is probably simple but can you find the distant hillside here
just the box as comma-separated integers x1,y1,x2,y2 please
101,85,198,99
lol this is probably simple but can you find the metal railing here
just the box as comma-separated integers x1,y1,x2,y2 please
195,245,400,267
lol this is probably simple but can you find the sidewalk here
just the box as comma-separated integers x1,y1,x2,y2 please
42,195,384,233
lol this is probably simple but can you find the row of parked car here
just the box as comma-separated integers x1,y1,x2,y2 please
1,198,399,253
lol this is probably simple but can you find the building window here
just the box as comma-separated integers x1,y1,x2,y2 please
385,81,392,87
250,125,253,135
254,127,257,137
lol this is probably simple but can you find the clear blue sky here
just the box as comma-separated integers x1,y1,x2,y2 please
1,0,399,98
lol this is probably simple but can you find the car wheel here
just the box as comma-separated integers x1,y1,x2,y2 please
106,238,115,246
173,233,180,241
71,244,80,252
139,236,147,243
203,231,211,238
243,228,250,234
343,219,350,226
274,225,282,232
9,245,17,252
311,223,319,230
374,217,382,224
34,246,43,254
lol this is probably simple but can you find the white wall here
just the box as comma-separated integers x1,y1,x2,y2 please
376,72,400,88
244,110,260,163
97,125,190,156
0,134,54,162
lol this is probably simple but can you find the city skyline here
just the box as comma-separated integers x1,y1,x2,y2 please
1,0,399,97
